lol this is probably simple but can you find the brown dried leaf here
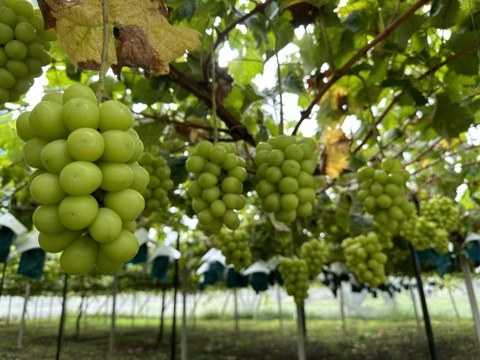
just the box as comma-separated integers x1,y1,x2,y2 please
321,128,351,179
38,0,200,74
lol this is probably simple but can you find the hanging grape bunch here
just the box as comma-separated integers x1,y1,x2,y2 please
341,231,387,288
137,152,173,216
186,141,247,234
278,256,309,303
420,195,460,232
16,84,147,276
0,0,55,103
399,215,450,254
300,239,327,278
356,157,416,248
214,229,252,271
254,135,318,223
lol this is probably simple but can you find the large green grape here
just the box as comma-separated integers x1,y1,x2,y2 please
356,157,415,248
254,135,318,223
186,141,247,234
341,231,387,288
0,0,55,104
16,84,147,276
278,257,310,303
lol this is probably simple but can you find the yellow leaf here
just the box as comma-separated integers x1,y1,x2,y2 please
39,0,200,74
321,128,351,179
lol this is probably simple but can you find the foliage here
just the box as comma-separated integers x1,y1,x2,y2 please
1,0,480,293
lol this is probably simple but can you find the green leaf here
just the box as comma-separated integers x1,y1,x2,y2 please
380,78,427,106
177,0,197,22
167,156,189,186
228,58,264,85
135,121,166,147
394,14,425,50
432,92,473,138
429,0,460,29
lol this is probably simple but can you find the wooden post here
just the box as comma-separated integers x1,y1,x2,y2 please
339,284,346,334
447,285,460,318
276,284,283,330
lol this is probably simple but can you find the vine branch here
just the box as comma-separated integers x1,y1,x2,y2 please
292,0,429,135
166,65,256,146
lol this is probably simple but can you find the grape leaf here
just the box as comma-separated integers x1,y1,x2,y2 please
321,128,351,179
38,0,200,74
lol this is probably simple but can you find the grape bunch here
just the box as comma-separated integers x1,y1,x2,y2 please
400,215,450,254
254,135,318,223
278,257,309,303
299,239,327,278
0,0,55,104
186,141,247,234
420,195,460,232
214,229,252,271
137,152,173,216
341,231,387,288
16,84,147,276
356,157,416,248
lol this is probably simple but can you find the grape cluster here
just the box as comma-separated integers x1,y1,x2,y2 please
0,0,55,103
214,229,252,271
186,141,247,234
137,152,173,216
400,215,450,254
278,257,309,303
254,135,318,223
16,84,147,276
357,157,416,248
341,231,387,288
299,239,327,278
420,195,460,232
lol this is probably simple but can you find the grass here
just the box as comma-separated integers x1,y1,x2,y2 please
1,314,480,359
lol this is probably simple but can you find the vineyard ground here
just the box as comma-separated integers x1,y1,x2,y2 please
1,282,480,359
0,316,479,359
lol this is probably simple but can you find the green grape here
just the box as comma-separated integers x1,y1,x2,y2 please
420,195,460,232
356,157,414,238
215,229,252,271
186,141,247,234
278,257,310,303
255,136,318,223
400,214,450,254
17,84,148,275
0,0,55,104
137,153,173,216
341,231,387,288
300,239,328,278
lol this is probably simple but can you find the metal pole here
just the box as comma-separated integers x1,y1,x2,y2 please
459,253,480,345
56,274,69,360
171,234,180,360
107,274,119,360
0,261,7,298
409,243,438,360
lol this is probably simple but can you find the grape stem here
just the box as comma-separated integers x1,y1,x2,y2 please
96,0,111,104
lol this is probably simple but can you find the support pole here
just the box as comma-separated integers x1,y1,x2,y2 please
276,284,283,330
171,234,180,360
0,261,7,299
107,274,119,360
17,282,30,350
181,266,188,360
409,284,421,331
56,274,68,360
459,253,480,345
233,288,239,332
409,243,437,360
296,302,306,360
339,284,346,334
447,285,460,319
